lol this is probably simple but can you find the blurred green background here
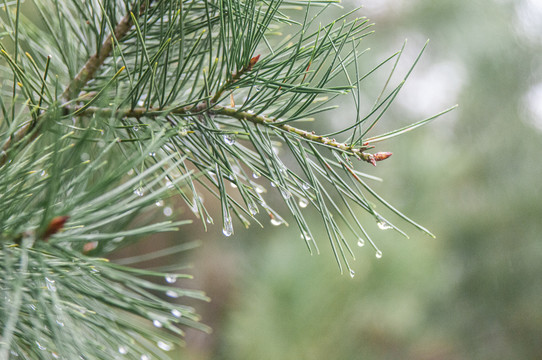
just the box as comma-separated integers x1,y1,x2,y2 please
172,0,542,359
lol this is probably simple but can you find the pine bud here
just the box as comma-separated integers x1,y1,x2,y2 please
42,216,69,240
248,54,261,69
373,152,392,162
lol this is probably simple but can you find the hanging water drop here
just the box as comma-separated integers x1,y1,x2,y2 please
377,220,392,230
270,181,276,188
40,170,47,177
255,185,265,194
133,125,140,132
45,277,56,292
56,319,64,327
270,218,282,226
223,134,236,145
165,290,179,298
349,269,355,278
302,182,310,190
149,152,156,157
155,200,164,207
165,274,176,284
206,216,214,224
36,342,46,351
298,198,309,208
140,355,150,360
157,341,172,351
52,352,59,359
357,238,365,247
133,187,144,197
152,319,163,328
118,346,128,355
248,203,258,216
252,172,261,179
163,207,173,217
166,180,174,189
171,309,182,318
375,250,383,259
223,216,234,236
80,153,90,162
280,189,291,199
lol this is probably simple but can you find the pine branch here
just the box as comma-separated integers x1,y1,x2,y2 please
69,103,395,166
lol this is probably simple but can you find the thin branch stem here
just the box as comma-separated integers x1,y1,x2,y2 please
70,104,385,165
61,2,148,101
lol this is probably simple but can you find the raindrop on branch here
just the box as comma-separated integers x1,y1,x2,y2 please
223,134,236,145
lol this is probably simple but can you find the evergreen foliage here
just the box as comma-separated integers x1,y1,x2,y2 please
0,0,452,358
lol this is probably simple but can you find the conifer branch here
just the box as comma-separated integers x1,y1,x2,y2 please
69,104,395,166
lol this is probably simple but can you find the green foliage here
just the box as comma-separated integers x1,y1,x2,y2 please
0,0,451,358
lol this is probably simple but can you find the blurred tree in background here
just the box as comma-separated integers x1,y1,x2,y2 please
180,0,542,359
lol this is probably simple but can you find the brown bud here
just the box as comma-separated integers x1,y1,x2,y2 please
248,54,261,69
373,152,393,162
42,216,69,240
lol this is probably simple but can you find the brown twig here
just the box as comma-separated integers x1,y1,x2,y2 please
62,3,147,100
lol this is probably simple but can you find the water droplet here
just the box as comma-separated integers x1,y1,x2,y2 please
349,269,355,278
255,185,265,194
127,169,134,176
157,341,172,351
29,304,37,311
165,290,179,298
272,146,280,155
155,200,164,207
302,182,310,190
270,218,283,226
248,203,258,216
149,152,156,157
133,125,140,132
357,238,365,247
298,198,309,208
40,170,47,177
10,351,19,357
301,231,311,241
280,189,291,199
45,277,56,292
178,128,188,137
80,152,90,162
166,180,174,189
36,342,46,351
140,355,150,360
376,250,383,259
252,172,261,179
206,216,213,224
223,134,236,145
270,182,276,188
52,352,59,359
377,220,392,230
223,216,233,236
133,187,144,197
171,309,182,318
152,319,162,328
118,346,128,355
230,182,237,188
56,319,64,327
165,274,176,284
163,207,173,217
